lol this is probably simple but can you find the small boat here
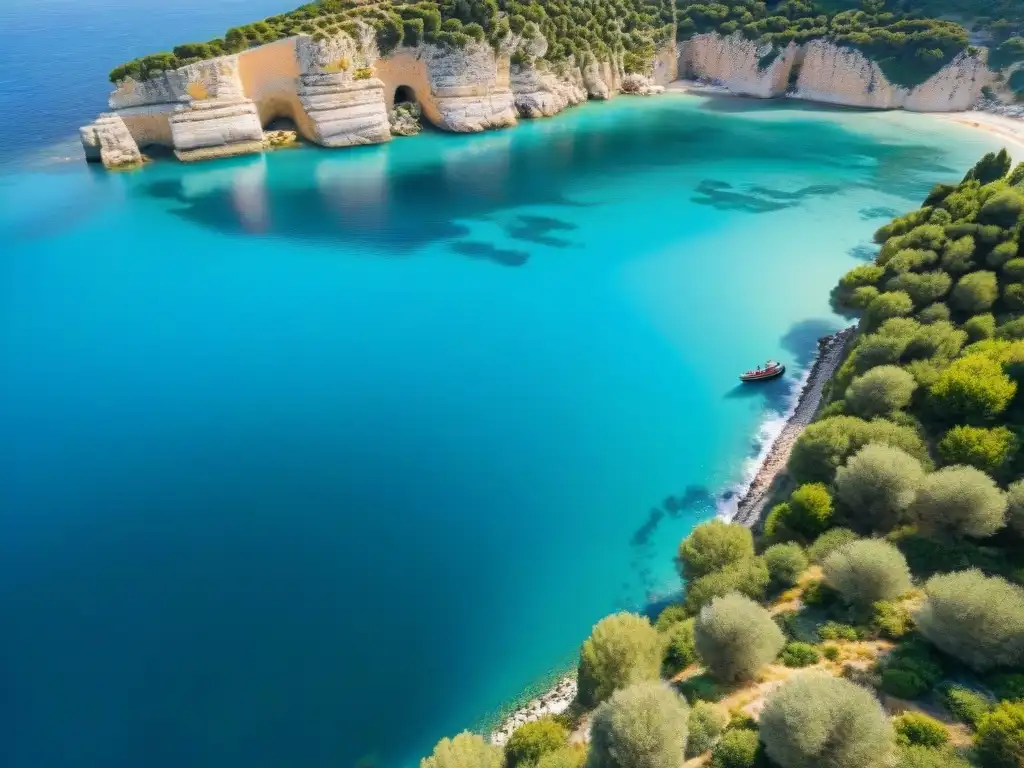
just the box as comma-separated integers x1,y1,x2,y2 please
740,360,785,382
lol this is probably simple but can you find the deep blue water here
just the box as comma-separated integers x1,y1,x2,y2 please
0,3,1009,768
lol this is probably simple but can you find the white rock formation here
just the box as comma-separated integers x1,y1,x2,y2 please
425,42,517,131
79,113,143,168
295,33,392,148
622,73,665,95
489,676,578,747
679,32,796,98
510,64,587,117
794,40,991,111
582,58,624,99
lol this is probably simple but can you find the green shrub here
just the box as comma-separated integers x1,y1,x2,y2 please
938,425,1018,473
1003,258,1024,282
763,543,808,587
588,682,690,768
867,291,915,328
929,354,1017,422
882,668,930,699
694,594,785,682
1009,480,1024,536
952,271,1000,313
845,366,918,418
686,701,729,758
916,570,1024,672
808,528,859,564
834,444,926,533
887,271,952,307
780,642,820,668
662,618,696,676
505,717,568,767
896,745,971,768
871,599,911,638
918,303,951,324
578,613,663,706
710,729,761,768
879,641,943,700
760,673,894,768
677,521,754,581
910,465,1008,539
536,747,584,768
965,150,1013,186
996,316,1024,340
1004,282,1024,311
822,645,840,661
987,241,1019,269
422,732,503,768
785,483,834,539
654,604,687,632
974,700,1024,768
965,313,997,341
978,189,1024,229
817,621,859,642
942,235,977,273
990,673,1024,702
684,559,770,613
824,539,913,612
788,416,929,485
942,685,992,728
893,712,948,748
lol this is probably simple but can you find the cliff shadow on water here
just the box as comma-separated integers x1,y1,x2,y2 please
135,99,966,265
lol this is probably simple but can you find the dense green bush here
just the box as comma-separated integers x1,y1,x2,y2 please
918,302,951,324
928,354,1017,422
759,673,894,768
763,543,808,587
866,291,915,329
823,539,913,612
536,747,585,768
694,593,785,682
678,521,754,581
893,712,948,748
654,604,687,631
422,732,503,768
588,682,690,768
779,641,820,668
686,701,729,758
938,425,1018,473
942,685,992,728
916,570,1024,671
990,673,1024,702
505,717,568,767
974,700,1024,768
952,271,1000,313
788,416,929,485
895,745,972,768
871,600,912,639
878,641,943,700
910,465,1008,538
684,558,771,613
845,366,918,418
709,728,762,768
807,528,859,564
578,613,663,706
834,444,926,532
1009,479,1024,536
887,271,952,307
965,313,997,341
662,618,696,676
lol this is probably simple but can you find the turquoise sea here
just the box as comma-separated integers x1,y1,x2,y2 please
0,2,1009,768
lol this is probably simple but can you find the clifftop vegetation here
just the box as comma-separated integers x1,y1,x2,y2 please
109,0,994,89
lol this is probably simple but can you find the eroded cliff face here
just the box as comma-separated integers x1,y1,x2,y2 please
680,33,797,98
793,40,990,111
422,42,517,131
79,113,142,169
295,33,392,147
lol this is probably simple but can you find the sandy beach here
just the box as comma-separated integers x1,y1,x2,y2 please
932,110,1024,154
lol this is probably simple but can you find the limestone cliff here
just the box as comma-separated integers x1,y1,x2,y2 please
794,40,991,111
680,33,796,98
79,113,142,169
423,42,517,131
295,33,392,148
506,30,586,118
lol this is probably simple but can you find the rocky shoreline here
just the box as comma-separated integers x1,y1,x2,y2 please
731,327,856,528
489,675,577,747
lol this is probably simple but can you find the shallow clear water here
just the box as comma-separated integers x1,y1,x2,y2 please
0,2,1010,765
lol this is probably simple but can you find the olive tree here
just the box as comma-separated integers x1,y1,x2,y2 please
422,733,503,768
578,613,663,706
910,465,1008,539
694,593,785,682
1009,479,1024,536
686,701,729,758
677,520,754,581
845,366,918,418
834,444,926,532
759,673,894,768
823,539,912,612
938,425,1018,473
505,717,568,768
951,271,999,313
916,570,1024,671
588,682,689,768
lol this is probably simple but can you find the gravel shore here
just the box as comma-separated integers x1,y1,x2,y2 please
730,327,855,528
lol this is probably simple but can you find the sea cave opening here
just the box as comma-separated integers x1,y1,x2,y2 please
393,85,417,106
390,84,423,136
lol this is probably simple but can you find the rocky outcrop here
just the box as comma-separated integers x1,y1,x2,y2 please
79,113,143,168
794,40,991,111
424,42,517,131
680,33,797,98
490,676,578,747
295,33,391,148
510,64,587,117
582,58,624,99
622,73,666,95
